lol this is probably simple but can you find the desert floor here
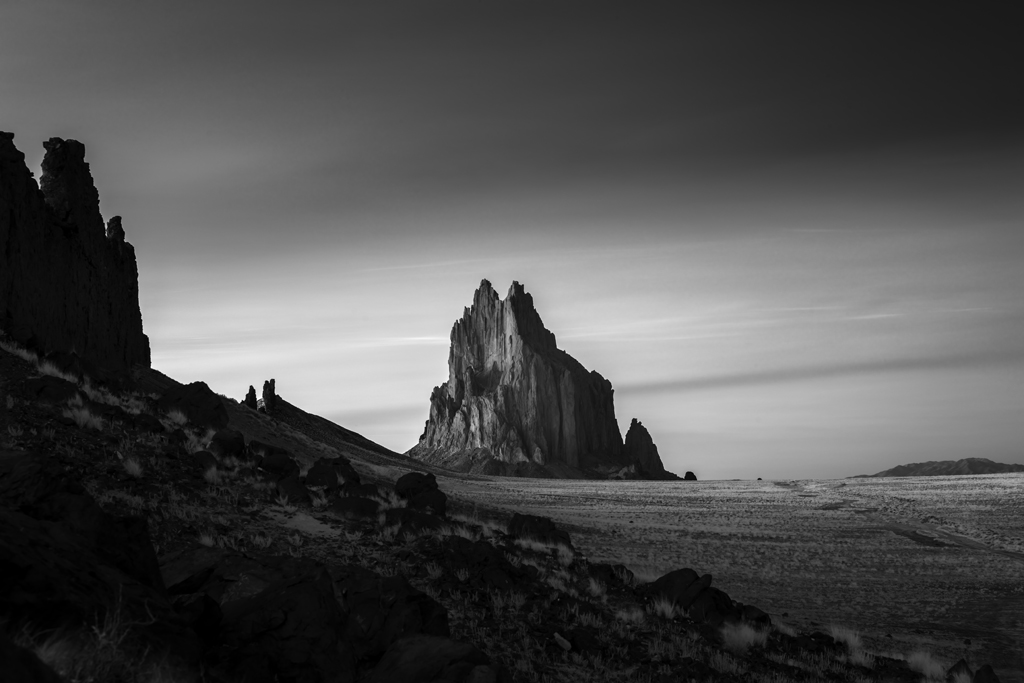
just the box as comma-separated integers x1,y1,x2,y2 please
445,472,1024,682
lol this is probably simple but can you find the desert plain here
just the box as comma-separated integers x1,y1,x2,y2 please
446,472,1024,682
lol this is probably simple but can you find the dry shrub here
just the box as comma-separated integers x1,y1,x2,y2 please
721,622,768,655
906,651,945,680
63,406,103,431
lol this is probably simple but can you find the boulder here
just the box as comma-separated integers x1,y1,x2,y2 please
277,475,311,506
947,659,973,682
208,429,245,460
407,489,447,517
132,412,165,434
157,382,228,429
18,376,79,404
366,635,494,683
442,536,521,591
644,568,705,608
243,385,257,410
687,586,739,626
588,562,635,590
508,513,572,548
974,665,1001,683
258,449,299,481
192,450,218,475
395,471,438,499
684,471,697,481
333,457,361,485
305,459,340,491
333,564,450,663
216,567,353,683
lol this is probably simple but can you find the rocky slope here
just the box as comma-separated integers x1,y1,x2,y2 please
859,458,1024,478
409,280,677,480
1,344,1005,683
0,133,149,372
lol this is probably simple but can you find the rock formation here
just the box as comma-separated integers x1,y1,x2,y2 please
262,378,277,414
408,280,677,479
0,133,150,371
623,419,672,478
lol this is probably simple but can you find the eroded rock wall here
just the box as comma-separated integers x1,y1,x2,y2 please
0,133,149,370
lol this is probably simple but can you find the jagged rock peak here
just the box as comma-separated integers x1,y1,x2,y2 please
410,280,677,480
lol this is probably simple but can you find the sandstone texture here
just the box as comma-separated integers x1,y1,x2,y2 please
408,280,677,479
0,133,149,371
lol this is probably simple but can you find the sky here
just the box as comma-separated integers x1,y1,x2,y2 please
2,2,1022,479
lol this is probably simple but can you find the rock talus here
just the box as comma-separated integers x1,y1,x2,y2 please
408,280,677,479
0,133,150,370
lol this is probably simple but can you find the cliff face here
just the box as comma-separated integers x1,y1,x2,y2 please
409,280,676,479
0,133,149,370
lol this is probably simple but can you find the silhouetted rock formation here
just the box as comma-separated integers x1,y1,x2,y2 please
859,458,1024,478
623,418,673,478
0,133,150,370
243,385,258,410
684,471,697,481
408,280,677,479
262,378,277,414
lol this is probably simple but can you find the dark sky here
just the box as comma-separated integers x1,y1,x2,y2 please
3,2,1021,478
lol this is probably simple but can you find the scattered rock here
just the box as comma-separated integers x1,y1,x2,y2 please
508,513,572,548
973,664,1001,683
366,635,494,683
305,458,340,490
277,475,311,506
208,428,245,460
258,448,299,481
396,471,438,499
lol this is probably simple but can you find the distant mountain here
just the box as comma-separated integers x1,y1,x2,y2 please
856,458,1024,478
408,279,679,480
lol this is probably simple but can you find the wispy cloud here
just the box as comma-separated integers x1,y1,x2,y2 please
618,349,1024,395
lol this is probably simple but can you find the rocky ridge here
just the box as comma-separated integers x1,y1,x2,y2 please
0,134,150,372
859,458,1024,478
409,280,677,480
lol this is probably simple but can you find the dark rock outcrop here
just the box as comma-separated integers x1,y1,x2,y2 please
0,134,150,371
508,513,573,549
684,471,697,481
408,280,677,479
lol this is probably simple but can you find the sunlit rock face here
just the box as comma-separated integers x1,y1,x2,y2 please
409,280,676,479
0,133,150,370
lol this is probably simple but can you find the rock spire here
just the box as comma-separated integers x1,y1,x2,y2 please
408,280,677,479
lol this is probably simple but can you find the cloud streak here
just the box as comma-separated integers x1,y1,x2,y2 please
619,350,1024,395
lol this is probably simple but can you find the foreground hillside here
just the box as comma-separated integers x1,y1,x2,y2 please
0,339,1008,683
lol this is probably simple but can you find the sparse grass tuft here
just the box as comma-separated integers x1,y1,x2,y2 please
198,532,216,547
203,467,221,485
615,605,646,625
829,624,863,651
586,577,607,600
37,360,79,383
122,457,144,479
165,409,188,427
0,337,38,362
647,595,677,619
63,406,104,431
721,622,768,655
906,651,945,680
